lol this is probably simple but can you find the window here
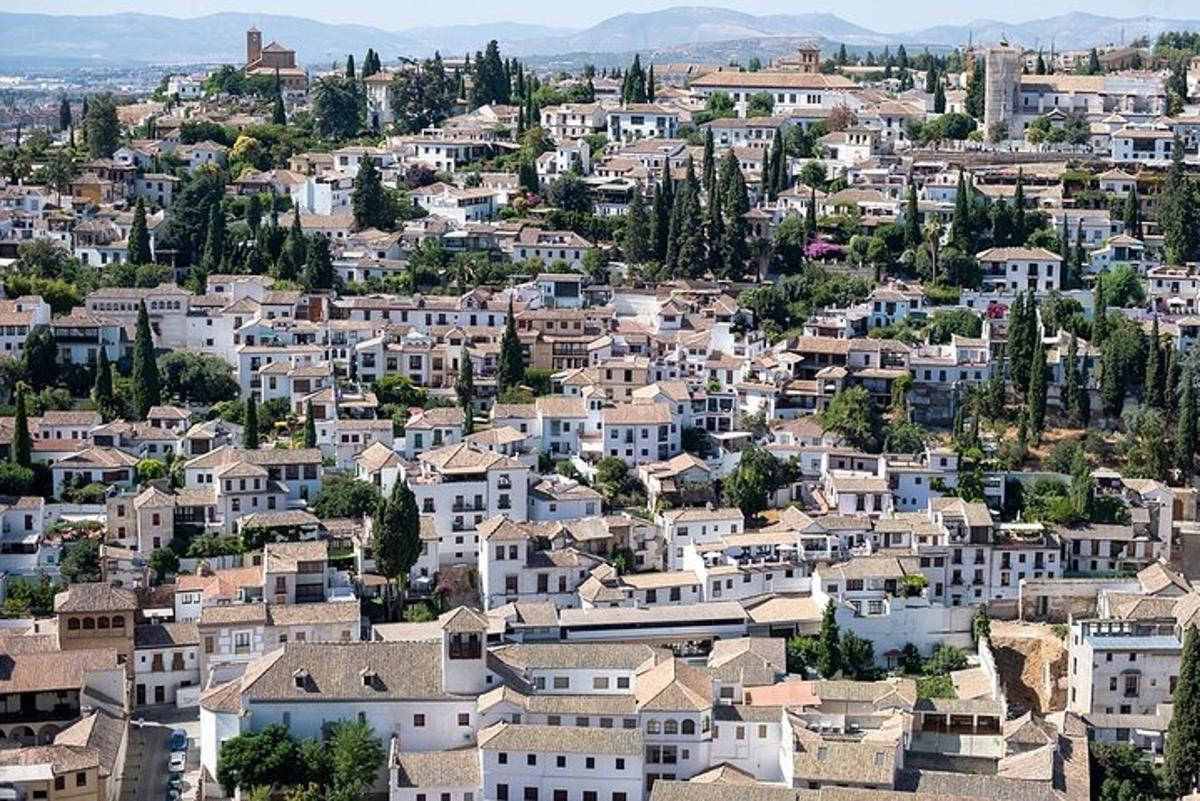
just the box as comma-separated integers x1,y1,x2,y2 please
414,714,426,727
593,676,610,690
616,676,630,689
76,773,87,788
497,785,509,801
498,753,508,765
556,756,566,768
527,754,537,766
553,676,570,690
458,713,471,726
586,757,595,769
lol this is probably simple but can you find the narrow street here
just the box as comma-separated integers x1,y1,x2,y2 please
120,709,202,801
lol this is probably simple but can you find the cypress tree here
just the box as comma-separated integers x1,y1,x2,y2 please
666,157,702,277
718,151,749,280
303,234,335,291
651,160,673,262
1123,185,1141,238
93,346,114,419
457,346,475,434
1092,274,1108,345
703,176,724,276
702,128,716,198
621,189,651,264
1069,452,1093,521
58,97,72,132
1028,334,1047,437
346,54,356,79
304,399,318,448
647,65,655,101
1073,219,1086,277
132,300,161,419
272,77,286,125
904,185,920,250
1064,334,1082,428
1145,316,1164,410
1165,624,1200,797
276,213,306,281
200,203,225,277
243,395,259,449
1162,135,1199,264
817,600,841,678
127,197,152,265
933,80,946,113
352,157,391,231
1177,369,1197,479
951,171,972,251
1008,293,1032,395
804,187,817,240
1167,348,1182,424
247,194,263,234
1100,337,1124,418
1013,169,1027,244
11,385,31,468
497,298,524,393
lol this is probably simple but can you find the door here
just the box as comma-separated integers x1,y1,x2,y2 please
136,684,146,705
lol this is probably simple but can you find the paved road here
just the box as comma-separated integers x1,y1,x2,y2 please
120,708,201,801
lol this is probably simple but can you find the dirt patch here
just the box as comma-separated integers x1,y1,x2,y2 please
989,620,1068,714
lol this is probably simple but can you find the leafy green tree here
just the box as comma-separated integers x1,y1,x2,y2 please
84,94,120,158
311,478,381,519
217,724,302,797
840,632,875,680
456,346,475,435
722,458,768,520
158,352,239,405
471,41,510,106
312,75,364,140
822,386,883,452
21,329,58,391
388,53,455,134
1166,624,1200,796
786,635,821,675
351,158,394,231
149,547,180,581
127,198,152,265
243,395,259,449
330,719,384,795
496,298,525,393
11,384,31,468
59,538,101,583
131,301,161,419
817,600,841,678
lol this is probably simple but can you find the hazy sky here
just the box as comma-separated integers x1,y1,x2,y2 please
22,0,1200,32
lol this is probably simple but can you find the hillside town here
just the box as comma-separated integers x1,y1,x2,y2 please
8,13,1200,801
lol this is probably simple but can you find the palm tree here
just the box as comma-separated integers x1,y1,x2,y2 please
0,149,32,185
40,150,77,206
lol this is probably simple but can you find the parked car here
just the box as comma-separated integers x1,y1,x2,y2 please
170,729,188,752
168,752,187,773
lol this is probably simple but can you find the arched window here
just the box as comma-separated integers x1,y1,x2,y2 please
646,720,661,735
112,616,125,628
82,617,95,630
97,616,109,629
68,618,81,631
664,719,679,735
682,719,696,735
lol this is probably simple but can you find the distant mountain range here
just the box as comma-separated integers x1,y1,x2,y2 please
0,7,1197,69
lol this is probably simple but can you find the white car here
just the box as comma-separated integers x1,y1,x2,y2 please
168,751,187,773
